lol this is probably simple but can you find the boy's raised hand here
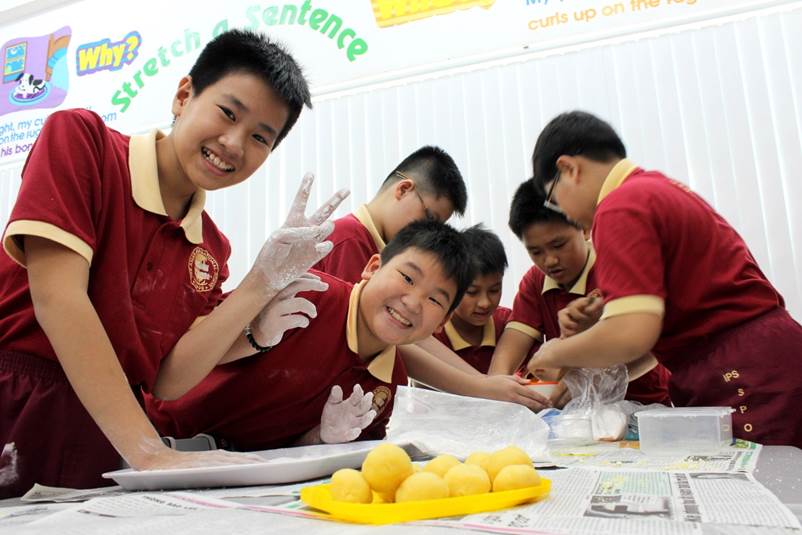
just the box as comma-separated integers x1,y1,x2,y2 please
558,290,604,338
249,273,328,348
319,384,377,443
251,173,349,292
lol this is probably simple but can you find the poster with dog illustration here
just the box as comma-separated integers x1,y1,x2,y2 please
1,26,71,117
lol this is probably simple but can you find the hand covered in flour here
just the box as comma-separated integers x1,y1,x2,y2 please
136,439,264,471
320,385,377,443
249,173,349,292
249,273,329,348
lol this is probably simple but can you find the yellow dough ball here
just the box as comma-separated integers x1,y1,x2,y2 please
395,472,450,503
423,454,461,478
444,463,491,497
486,446,532,482
492,464,541,492
361,443,414,495
329,469,372,504
464,452,491,473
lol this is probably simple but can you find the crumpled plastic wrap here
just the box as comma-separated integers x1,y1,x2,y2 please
386,386,549,459
555,365,630,442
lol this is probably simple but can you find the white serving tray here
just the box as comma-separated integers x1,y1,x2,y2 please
103,440,416,491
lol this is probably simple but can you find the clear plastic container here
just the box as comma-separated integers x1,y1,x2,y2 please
636,407,735,455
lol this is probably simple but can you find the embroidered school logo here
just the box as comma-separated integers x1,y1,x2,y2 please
371,386,392,417
187,247,218,292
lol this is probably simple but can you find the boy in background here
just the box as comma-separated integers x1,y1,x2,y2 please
433,224,511,374
527,111,802,445
147,220,475,448
315,149,547,408
0,30,346,497
489,178,671,408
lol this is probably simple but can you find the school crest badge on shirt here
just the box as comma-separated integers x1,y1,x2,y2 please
188,247,218,292
371,386,392,417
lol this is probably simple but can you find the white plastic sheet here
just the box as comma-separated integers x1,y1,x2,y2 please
385,386,549,459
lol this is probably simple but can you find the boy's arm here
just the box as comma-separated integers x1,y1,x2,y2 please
528,313,662,371
401,343,551,410
488,328,538,375
153,274,327,400
154,175,348,399
26,237,257,470
412,335,482,375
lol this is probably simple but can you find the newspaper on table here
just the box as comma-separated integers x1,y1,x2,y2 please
546,439,762,473
4,466,799,535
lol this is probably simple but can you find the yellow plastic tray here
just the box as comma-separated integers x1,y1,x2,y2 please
300,478,551,525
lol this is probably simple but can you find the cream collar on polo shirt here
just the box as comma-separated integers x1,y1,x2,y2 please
129,130,206,244
443,317,497,351
346,279,396,383
597,158,638,206
542,244,596,296
354,204,387,252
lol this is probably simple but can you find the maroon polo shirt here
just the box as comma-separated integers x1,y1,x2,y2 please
146,270,408,450
313,205,384,283
0,108,229,390
433,307,511,374
593,160,783,362
507,246,671,405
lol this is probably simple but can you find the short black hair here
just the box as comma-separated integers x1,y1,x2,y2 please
380,220,475,313
508,178,581,239
462,224,507,276
381,146,468,215
531,111,626,193
189,29,311,148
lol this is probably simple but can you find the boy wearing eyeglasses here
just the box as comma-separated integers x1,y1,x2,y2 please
314,146,466,283
526,111,802,446
488,178,671,409
314,147,548,409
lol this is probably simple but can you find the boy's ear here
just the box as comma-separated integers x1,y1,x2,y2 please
360,254,382,281
171,75,194,118
433,311,453,335
555,155,581,186
392,178,415,201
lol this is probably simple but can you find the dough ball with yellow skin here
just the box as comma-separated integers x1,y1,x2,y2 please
444,463,491,497
423,454,461,478
464,452,491,473
486,446,532,482
329,469,372,504
361,443,414,495
492,464,541,492
395,472,450,502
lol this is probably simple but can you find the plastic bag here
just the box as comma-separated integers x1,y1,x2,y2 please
385,386,549,460
553,365,630,442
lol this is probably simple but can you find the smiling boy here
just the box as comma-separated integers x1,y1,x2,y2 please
146,220,475,448
0,30,346,497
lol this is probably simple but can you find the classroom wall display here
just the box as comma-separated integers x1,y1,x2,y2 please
0,0,791,164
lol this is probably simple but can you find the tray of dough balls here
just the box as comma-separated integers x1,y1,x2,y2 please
301,443,550,524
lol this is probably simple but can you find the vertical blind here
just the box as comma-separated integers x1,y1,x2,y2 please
1,5,800,320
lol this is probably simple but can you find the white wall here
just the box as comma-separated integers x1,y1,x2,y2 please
1,4,800,320
202,5,802,320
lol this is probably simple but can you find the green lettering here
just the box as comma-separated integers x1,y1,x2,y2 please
143,58,158,76
337,28,355,49
111,90,131,112
280,4,298,24
263,6,279,25
212,18,229,37
245,5,261,30
309,8,327,30
347,38,368,62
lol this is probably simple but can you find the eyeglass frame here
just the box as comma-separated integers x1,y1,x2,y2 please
393,170,438,222
542,167,566,216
